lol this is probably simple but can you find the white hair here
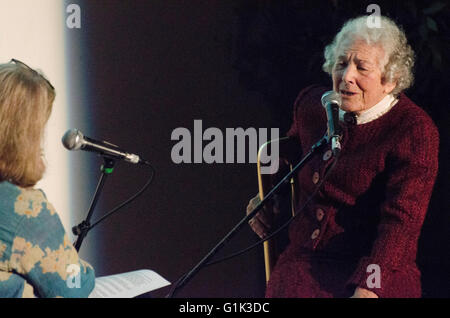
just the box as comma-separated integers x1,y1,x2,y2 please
322,15,415,96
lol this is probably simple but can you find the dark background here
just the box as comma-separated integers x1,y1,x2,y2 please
65,0,450,297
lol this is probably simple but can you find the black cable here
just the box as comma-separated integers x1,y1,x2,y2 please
87,162,156,231
165,273,187,298
205,156,339,267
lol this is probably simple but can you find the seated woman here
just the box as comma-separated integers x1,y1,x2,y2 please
0,59,95,297
247,15,439,298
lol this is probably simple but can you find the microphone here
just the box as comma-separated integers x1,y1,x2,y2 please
321,91,343,156
62,129,147,164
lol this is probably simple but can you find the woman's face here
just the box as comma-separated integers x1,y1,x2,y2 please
332,39,396,113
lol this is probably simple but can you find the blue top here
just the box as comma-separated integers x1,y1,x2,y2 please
0,181,95,297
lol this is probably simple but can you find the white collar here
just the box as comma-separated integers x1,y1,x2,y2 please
339,94,398,125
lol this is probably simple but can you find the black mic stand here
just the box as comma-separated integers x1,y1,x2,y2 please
167,134,330,298
73,157,116,252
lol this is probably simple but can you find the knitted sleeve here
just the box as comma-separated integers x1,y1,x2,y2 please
346,113,439,297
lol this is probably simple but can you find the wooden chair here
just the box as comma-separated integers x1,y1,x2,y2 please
256,137,300,284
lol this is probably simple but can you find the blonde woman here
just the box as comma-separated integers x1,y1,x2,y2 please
0,59,95,297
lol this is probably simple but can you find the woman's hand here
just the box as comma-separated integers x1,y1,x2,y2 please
246,194,277,239
350,287,379,298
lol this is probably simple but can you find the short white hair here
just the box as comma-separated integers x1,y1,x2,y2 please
322,15,415,96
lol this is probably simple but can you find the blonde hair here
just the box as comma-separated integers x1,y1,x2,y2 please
322,15,415,96
0,61,55,187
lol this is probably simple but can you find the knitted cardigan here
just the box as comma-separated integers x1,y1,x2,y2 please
265,85,439,298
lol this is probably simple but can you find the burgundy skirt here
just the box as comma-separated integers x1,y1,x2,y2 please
265,246,422,298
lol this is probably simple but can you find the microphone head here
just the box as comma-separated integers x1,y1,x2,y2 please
62,129,84,150
321,91,341,107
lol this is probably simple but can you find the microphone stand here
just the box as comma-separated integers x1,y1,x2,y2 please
167,134,330,297
73,157,116,252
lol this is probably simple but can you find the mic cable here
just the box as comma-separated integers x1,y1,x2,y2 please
83,162,155,233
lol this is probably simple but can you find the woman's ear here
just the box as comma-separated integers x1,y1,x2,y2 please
383,81,396,94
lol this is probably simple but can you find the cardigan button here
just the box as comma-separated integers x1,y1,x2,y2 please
312,172,320,184
316,208,324,222
322,150,332,161
311,229,320,240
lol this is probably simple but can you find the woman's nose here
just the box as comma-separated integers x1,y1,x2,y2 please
342,65,357,85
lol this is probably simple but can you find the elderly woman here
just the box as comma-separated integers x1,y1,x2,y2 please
0,60,95,297
247,15,439,298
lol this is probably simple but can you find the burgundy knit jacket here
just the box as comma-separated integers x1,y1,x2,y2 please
265,85,439,298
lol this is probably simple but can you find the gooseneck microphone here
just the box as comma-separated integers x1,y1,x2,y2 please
62,129,147,164
321,91,343,156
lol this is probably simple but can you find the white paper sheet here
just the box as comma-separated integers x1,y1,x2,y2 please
88,269,170,298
